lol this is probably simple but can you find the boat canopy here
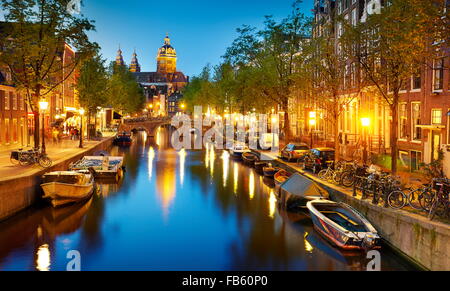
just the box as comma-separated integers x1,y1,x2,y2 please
280,173,328,199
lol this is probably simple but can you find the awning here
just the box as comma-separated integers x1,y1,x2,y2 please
416,124,446,130
113,112,122,120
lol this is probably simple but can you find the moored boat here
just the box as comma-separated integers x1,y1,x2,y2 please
242,152,259,167
69,156,124,181
307,200,381,250
41,170,95,208
263,165,281,178
228,143,250,159
274,169,292,187
278,173,329,208
113,132,132,147
255,161,269,175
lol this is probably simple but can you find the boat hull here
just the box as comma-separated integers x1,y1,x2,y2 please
41,182,94,208
242,152,259,167
263,167,280,178
307,201,381,251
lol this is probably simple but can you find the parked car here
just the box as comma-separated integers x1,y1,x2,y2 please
280,143,310,162
300,148,336,174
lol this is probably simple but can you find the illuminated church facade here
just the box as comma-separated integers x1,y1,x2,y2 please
115,35,188,116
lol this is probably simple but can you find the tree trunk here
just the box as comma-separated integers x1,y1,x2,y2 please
390,93,399,174
87,112,91,140
334,114,340,162
283,101,291,141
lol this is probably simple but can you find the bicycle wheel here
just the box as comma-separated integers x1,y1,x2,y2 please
19,155,32,166
388,191,407,209
341,172,355,187
318,169,328,180
419,190,434,212
38,156,53,168
333,172,342,184
10,156,19,165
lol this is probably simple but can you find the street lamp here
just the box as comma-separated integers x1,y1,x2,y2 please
361,117,370,164
39,100,49,153
79,108,85,148
309,111,317,149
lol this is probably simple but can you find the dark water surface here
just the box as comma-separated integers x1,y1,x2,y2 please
0,129,418,271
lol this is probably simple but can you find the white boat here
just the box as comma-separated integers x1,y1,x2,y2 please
69,156,124,181
307,200,381,250
228,143,250,159
41,171,95,208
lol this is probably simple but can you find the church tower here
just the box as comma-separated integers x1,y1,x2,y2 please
129,50,141,73
156,35,177,74
115,46,126,66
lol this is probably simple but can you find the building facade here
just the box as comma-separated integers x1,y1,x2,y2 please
116,35,189,117
310,0,450,172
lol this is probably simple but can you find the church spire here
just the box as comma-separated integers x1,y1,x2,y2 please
115,45,125,66
129,49,141,73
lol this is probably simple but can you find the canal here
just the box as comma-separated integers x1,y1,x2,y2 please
0,129,418,271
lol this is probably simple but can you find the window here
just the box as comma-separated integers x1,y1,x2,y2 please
4,91,10,110
19,94,25,110
412,67,421,90
12,92,17,110
351,9,357,26
412,102,422,141
399,103,408,139
433,58,444,91
4,118,10,144
0,90,4,110
411,151,422,172
431,109,442,124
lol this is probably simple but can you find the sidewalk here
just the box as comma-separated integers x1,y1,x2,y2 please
0,133,115,182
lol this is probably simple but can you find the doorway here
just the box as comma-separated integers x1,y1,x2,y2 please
431,130,441,161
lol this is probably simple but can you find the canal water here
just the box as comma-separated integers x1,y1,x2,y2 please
0,129,418,271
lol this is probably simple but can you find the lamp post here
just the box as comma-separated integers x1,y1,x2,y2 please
79,108,85,148
39,100,49,154
309,111,317,149
361,117,370,165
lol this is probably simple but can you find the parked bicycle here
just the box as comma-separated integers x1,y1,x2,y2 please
428,178,450,220
11,148,53,168
387,183,434,210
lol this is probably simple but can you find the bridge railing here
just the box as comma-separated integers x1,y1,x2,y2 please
124,116,171,124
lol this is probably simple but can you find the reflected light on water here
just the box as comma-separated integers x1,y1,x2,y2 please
304,232,314,253
268,190,277,218
233,163,238,195
249,171,255,200
179,148,186,186
148,147,155,180
222,151,229,187
36,244,50,271
155,127,161,147
209,145,215,176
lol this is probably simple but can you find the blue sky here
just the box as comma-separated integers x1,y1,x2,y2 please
82,0,314,77
0,0,314,76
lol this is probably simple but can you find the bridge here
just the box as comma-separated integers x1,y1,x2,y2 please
118,117,172,137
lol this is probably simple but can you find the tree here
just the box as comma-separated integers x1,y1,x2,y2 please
0,0,98,148
341,0,450,173
108,63,145,114
76,53,108,137
223,1,312,140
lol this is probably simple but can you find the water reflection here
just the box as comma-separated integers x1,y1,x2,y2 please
0,129,418,271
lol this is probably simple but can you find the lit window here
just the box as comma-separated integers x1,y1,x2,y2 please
399,103,408,139
412,102,421,140
431,109,442,124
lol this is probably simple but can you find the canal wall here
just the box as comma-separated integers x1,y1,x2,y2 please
262,153,450,271
0,137,114,222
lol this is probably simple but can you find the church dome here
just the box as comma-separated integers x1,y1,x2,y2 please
157,35,176,58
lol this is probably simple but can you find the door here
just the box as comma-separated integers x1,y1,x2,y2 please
431,131,441,161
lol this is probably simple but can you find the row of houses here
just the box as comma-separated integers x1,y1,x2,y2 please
287,0,450,172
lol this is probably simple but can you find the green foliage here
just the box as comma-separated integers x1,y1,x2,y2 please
420,150,445,180
107,63,145,114
76,54,108,114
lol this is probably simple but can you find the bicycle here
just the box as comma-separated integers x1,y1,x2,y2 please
387,184,434,210
317,161,339,183
18,148,53,168
428,178,450,220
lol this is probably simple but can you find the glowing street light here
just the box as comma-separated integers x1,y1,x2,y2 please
309,111,317,149
39,100,49,153
361,117,371,165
